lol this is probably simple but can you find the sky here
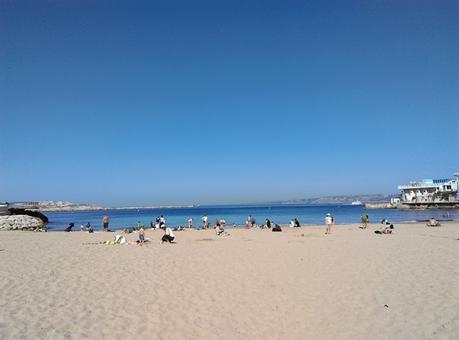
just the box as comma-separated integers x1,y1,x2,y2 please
1,0,458,206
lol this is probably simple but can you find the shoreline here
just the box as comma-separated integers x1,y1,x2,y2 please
43,219,459,232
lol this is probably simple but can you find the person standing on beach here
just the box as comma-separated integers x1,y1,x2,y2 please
139,226,145,246
103,215,110,232
188,218,193,228
325,213,333,235
202,215,208,229
360,212,369,229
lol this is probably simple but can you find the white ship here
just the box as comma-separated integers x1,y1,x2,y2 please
351,200,363,205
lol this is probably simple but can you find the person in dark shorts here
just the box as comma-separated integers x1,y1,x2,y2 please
102,215,110,231
139,227,145,245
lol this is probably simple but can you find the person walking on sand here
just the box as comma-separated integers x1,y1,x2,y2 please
325,213,333,235
360,212,369,229
103,215,110,232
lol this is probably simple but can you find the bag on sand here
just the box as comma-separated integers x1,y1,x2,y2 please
114,235,127,244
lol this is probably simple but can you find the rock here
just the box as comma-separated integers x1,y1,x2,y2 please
364,203,395,209
8,208,49,223
0,215,47,232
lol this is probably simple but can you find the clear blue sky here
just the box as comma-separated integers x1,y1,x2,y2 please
1,0,458,206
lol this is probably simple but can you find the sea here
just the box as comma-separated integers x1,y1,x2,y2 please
45,204,459,231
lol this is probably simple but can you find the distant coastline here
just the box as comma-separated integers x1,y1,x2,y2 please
37,201,199,212
272,194,394,205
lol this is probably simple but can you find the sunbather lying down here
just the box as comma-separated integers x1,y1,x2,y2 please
375,219,394,234
375,227,392,234
426,218,441,227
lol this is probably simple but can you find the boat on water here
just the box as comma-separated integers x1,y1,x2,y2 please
351,200,363,205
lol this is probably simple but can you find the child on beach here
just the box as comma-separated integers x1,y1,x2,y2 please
139,226,145,245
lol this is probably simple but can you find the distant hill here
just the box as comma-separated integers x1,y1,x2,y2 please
37,201,198,211
38,201,103,211
274,194,393,205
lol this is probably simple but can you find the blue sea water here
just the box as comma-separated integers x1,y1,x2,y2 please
45,204,459,231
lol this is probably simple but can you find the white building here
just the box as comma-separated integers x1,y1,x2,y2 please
398,173,459,204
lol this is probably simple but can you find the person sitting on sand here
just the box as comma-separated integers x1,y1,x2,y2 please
426,218,441,227
272,223,282,232
160,226,175,243
215,224,229,236
375,219,394,234
289,219,295,228
294,218,301,228
85,222,93,233
265,219,271,229
138,226,145,245
65,223,74,232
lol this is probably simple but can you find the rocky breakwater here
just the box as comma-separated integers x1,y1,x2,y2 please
0,215,47,231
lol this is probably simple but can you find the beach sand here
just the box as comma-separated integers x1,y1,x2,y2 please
0,222,458,339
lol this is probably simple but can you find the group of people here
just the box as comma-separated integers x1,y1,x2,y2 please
138,223,175,245
73,210,444,240
152,216,166,229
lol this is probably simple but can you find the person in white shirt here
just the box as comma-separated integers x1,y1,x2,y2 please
325,213,334,235
202,215,208,229
188,218,193,228
161,227,175,243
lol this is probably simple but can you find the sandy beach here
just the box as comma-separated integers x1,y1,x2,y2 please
1,222,458,339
